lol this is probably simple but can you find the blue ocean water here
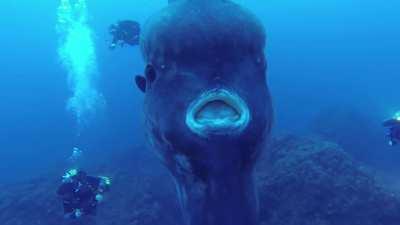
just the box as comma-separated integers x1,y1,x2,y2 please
0,0,399,210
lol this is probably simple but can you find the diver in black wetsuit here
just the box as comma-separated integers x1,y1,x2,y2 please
383,118,400,146
57,170,111,219
109,20,141,49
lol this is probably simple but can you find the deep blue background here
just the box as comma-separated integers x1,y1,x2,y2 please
0,0,399,183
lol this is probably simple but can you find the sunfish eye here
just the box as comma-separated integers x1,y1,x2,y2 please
145,64,157,83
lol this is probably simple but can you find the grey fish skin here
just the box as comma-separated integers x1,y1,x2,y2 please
135,1,273,225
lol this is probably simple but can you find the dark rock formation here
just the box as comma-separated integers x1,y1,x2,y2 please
1,136,400,225
257,136,400,225
309,108,381,162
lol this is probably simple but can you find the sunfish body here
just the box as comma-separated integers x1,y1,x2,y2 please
135,1,273,225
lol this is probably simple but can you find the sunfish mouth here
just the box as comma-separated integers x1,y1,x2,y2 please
186,89,250,136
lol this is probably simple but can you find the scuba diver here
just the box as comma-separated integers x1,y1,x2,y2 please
383,113,400,146
57,169,111,219
109,20,141,49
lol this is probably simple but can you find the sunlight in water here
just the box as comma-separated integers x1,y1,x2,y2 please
57,0,104,127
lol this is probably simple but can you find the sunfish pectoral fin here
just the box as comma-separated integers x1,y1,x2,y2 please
135,75,146,93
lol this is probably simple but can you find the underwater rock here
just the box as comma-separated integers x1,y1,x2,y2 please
257,135,400,225
309,108,380,162
135,0,272,225
1,137,400,225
